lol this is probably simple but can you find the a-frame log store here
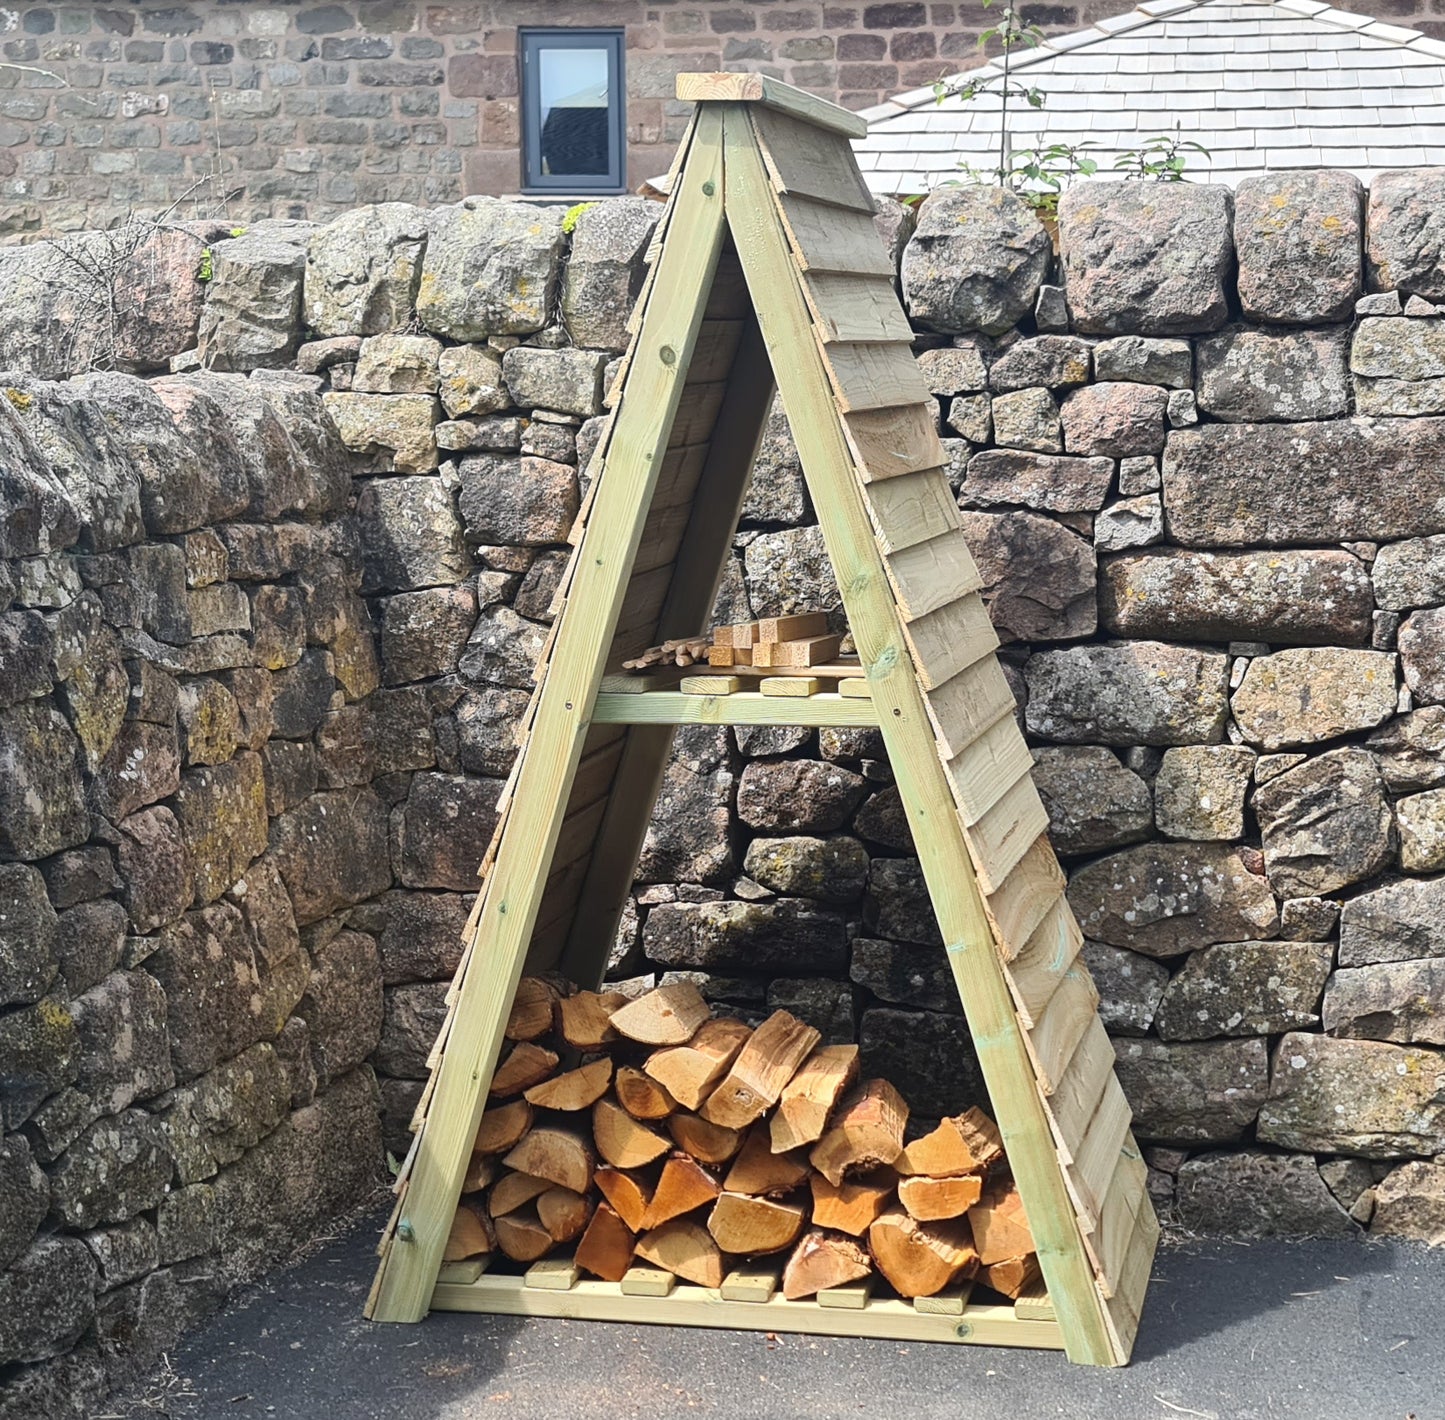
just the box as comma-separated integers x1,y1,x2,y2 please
366,72,1158,1367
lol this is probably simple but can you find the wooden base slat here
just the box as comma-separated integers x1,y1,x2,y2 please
432,1271,1065,1350
721,1265,781,1302
817,1280,872,1310
913,1281,973,1316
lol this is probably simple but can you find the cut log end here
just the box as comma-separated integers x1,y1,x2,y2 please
609,981,711,1046
575,1203,636,1283
708,1192,807,1256
593,1096,670,1170
781,1229,871,1301
635,1218,725,1289
809,1078,908,1186
868,1208,979,1299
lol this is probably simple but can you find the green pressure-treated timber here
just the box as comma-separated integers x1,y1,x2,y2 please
720,105,1120,1367
366,107,730,1324
591,690,880,727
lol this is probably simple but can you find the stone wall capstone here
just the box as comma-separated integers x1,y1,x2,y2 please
5,168,1445,1411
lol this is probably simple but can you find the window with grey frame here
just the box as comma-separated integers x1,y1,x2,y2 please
520,28,626,194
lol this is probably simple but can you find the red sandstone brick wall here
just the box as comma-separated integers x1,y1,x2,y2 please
1,0,1439,236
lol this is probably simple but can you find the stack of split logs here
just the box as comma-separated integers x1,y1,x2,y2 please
621,612,848,674
447,977,1039,1305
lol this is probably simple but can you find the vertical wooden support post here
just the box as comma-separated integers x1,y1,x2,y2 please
720,104,1119,1366
366,108,730,1323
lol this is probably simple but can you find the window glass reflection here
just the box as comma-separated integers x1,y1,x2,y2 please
539,46,610,177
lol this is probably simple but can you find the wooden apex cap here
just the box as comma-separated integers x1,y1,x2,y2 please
674,72,869,139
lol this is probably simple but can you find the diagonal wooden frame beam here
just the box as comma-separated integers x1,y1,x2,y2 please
719,103,1120,1367
367,107,730,1323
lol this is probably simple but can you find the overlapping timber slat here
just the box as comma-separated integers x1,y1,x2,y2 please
743,100,1154,1345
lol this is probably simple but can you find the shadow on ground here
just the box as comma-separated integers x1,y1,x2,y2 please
107,1205,1441,1420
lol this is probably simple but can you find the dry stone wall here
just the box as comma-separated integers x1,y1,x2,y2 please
4,170,1445,1410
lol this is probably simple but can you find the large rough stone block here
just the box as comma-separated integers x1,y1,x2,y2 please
1153,744,1255,841
304,202,428,336
988,334,1091,392
959,449,1112,513
171,752,268,905
501,347,606,418
1373,533,1445,612
1059,183,1233,335
160,1043,291,1183
742,400,809,525
356,476,468,593
459,453,578,545
736,759,866,833
391,772,503,890
0,224,208,378
352,333,442,395
1324,958,1445,1046
1372,1160,1445,1244
1092,335,1192,387
458,605,546,691
1162,419,1445,546
348,890,470,986
901,187,1051,336
148,378,255,528
1367,170,1445,301
849,937,959,1013
0,1136,47,1272
0,700,89,861
197,232,307,372
1400,606,1445,703
1255,748,1394,898
957,509,1095,644
1113,1036,1269,1143
269,788,392,923
1082,941,1168,1036
321,391,439,474
376,982,447,1080
143,901,279,1081
1031,746,1153,855
1234,171,1364,325
1369,708,1445,795
70,970,173,1120
1155,940,1333,1041
437,344,507,419
382,585,478,686
1059,381,1167,457
864,857,940,946
0,863,58,1008
209,1067,381,1277
0,396,81,560
560,197,659,352
1195,325,1350,422
1231,648,1398,751
642,899,848,974
1353,311,1445,414
417,198,565,339
859,1008,984,1117
299,930,384,1088
1176,1150,1355,1238
1398,788,1445,872
48,1108,172,1230
639,736,737,888
0,1235,97,1366
743,524,842,621
1258,1032,1445,1158
1099,548,1373,646
1340,875,1445,967
1025,642,1229,746
1068,842,1279,958
0,993,77,1130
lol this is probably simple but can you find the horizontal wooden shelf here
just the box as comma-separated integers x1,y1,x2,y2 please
431,1270,1065,1350
592,690,880,727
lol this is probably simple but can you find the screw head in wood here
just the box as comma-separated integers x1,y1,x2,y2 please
397,1220,415,1243
660,345,676,365
701,180,716,195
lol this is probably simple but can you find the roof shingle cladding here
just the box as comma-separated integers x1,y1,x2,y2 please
853,0,1445,191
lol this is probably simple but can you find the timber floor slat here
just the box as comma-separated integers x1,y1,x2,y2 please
592,690,880,726
432,1271,1065,1350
